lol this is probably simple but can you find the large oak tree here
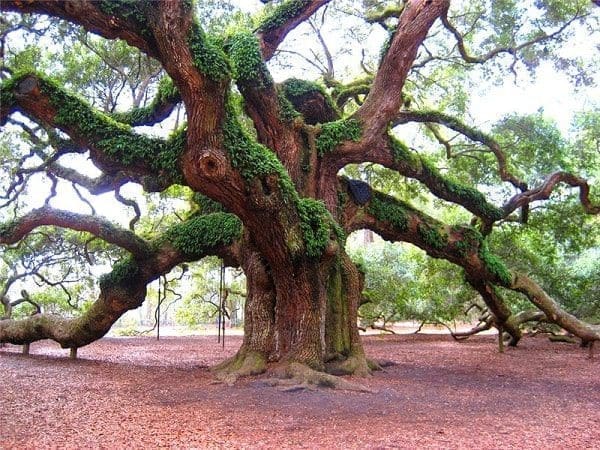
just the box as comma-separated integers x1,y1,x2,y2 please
1,0,598,384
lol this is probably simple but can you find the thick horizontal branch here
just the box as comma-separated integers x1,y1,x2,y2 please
340,178,599,344
0,206,151,257
385,135,504,223
257,0,332,61
340,178,511,284
335,130,596,229
0,0,158,57
339,178,520,340
4,73,185,188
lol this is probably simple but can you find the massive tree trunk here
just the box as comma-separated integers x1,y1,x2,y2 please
215,237,370,381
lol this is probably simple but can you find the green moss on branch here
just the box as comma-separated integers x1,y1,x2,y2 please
36,76,185,182
389,132,504,221
97,0,153,38
390,136,418,165
417,223,448,250
111,76,179,125
257,0,312,33
277,90,301,122
188,22,231,82
367,193,409,232
316,119,362,155
163,213,242,259
222,101,292,186
279,78,339,122
478,241,512,285
297,198,343,259
0,76,18,110
281,78,326,98
223,99,345,260
225,32,268,84
192,193,225,214
422,160,504,221
99,255,140,290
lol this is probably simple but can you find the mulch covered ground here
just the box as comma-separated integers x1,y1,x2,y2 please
1,333,598,449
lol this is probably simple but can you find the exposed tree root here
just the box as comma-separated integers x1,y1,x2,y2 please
325,347,373,376
211,348,267,386
367,358,386,370
265,362,375,393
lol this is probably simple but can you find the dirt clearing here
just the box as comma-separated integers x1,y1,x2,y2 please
1,333,598,449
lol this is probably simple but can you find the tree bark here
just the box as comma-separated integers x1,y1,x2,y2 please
216,242,370,379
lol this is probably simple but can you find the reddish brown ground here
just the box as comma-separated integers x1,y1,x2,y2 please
1,333,598,449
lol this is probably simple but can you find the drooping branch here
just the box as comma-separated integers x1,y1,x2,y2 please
257,0,332,61
340,178,599,345
338,179,518,341
0,212,243,348
340,179,513,286
502,172,600,216
382,135,505,223
449,316,494,340
441,8,584,65
0,206,151,257
334,128,597,231
394,109,528,191
511,273,600,345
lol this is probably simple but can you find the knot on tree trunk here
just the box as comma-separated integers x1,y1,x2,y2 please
197,151,227,180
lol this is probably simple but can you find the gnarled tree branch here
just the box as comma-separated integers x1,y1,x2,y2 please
441,8,583,65
0,0,159,57
503,171,599,216
257,0,332,61
356,0,449,135
0,212,243,348
3,72,184,189
0,206,151,257
394,109,528,191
